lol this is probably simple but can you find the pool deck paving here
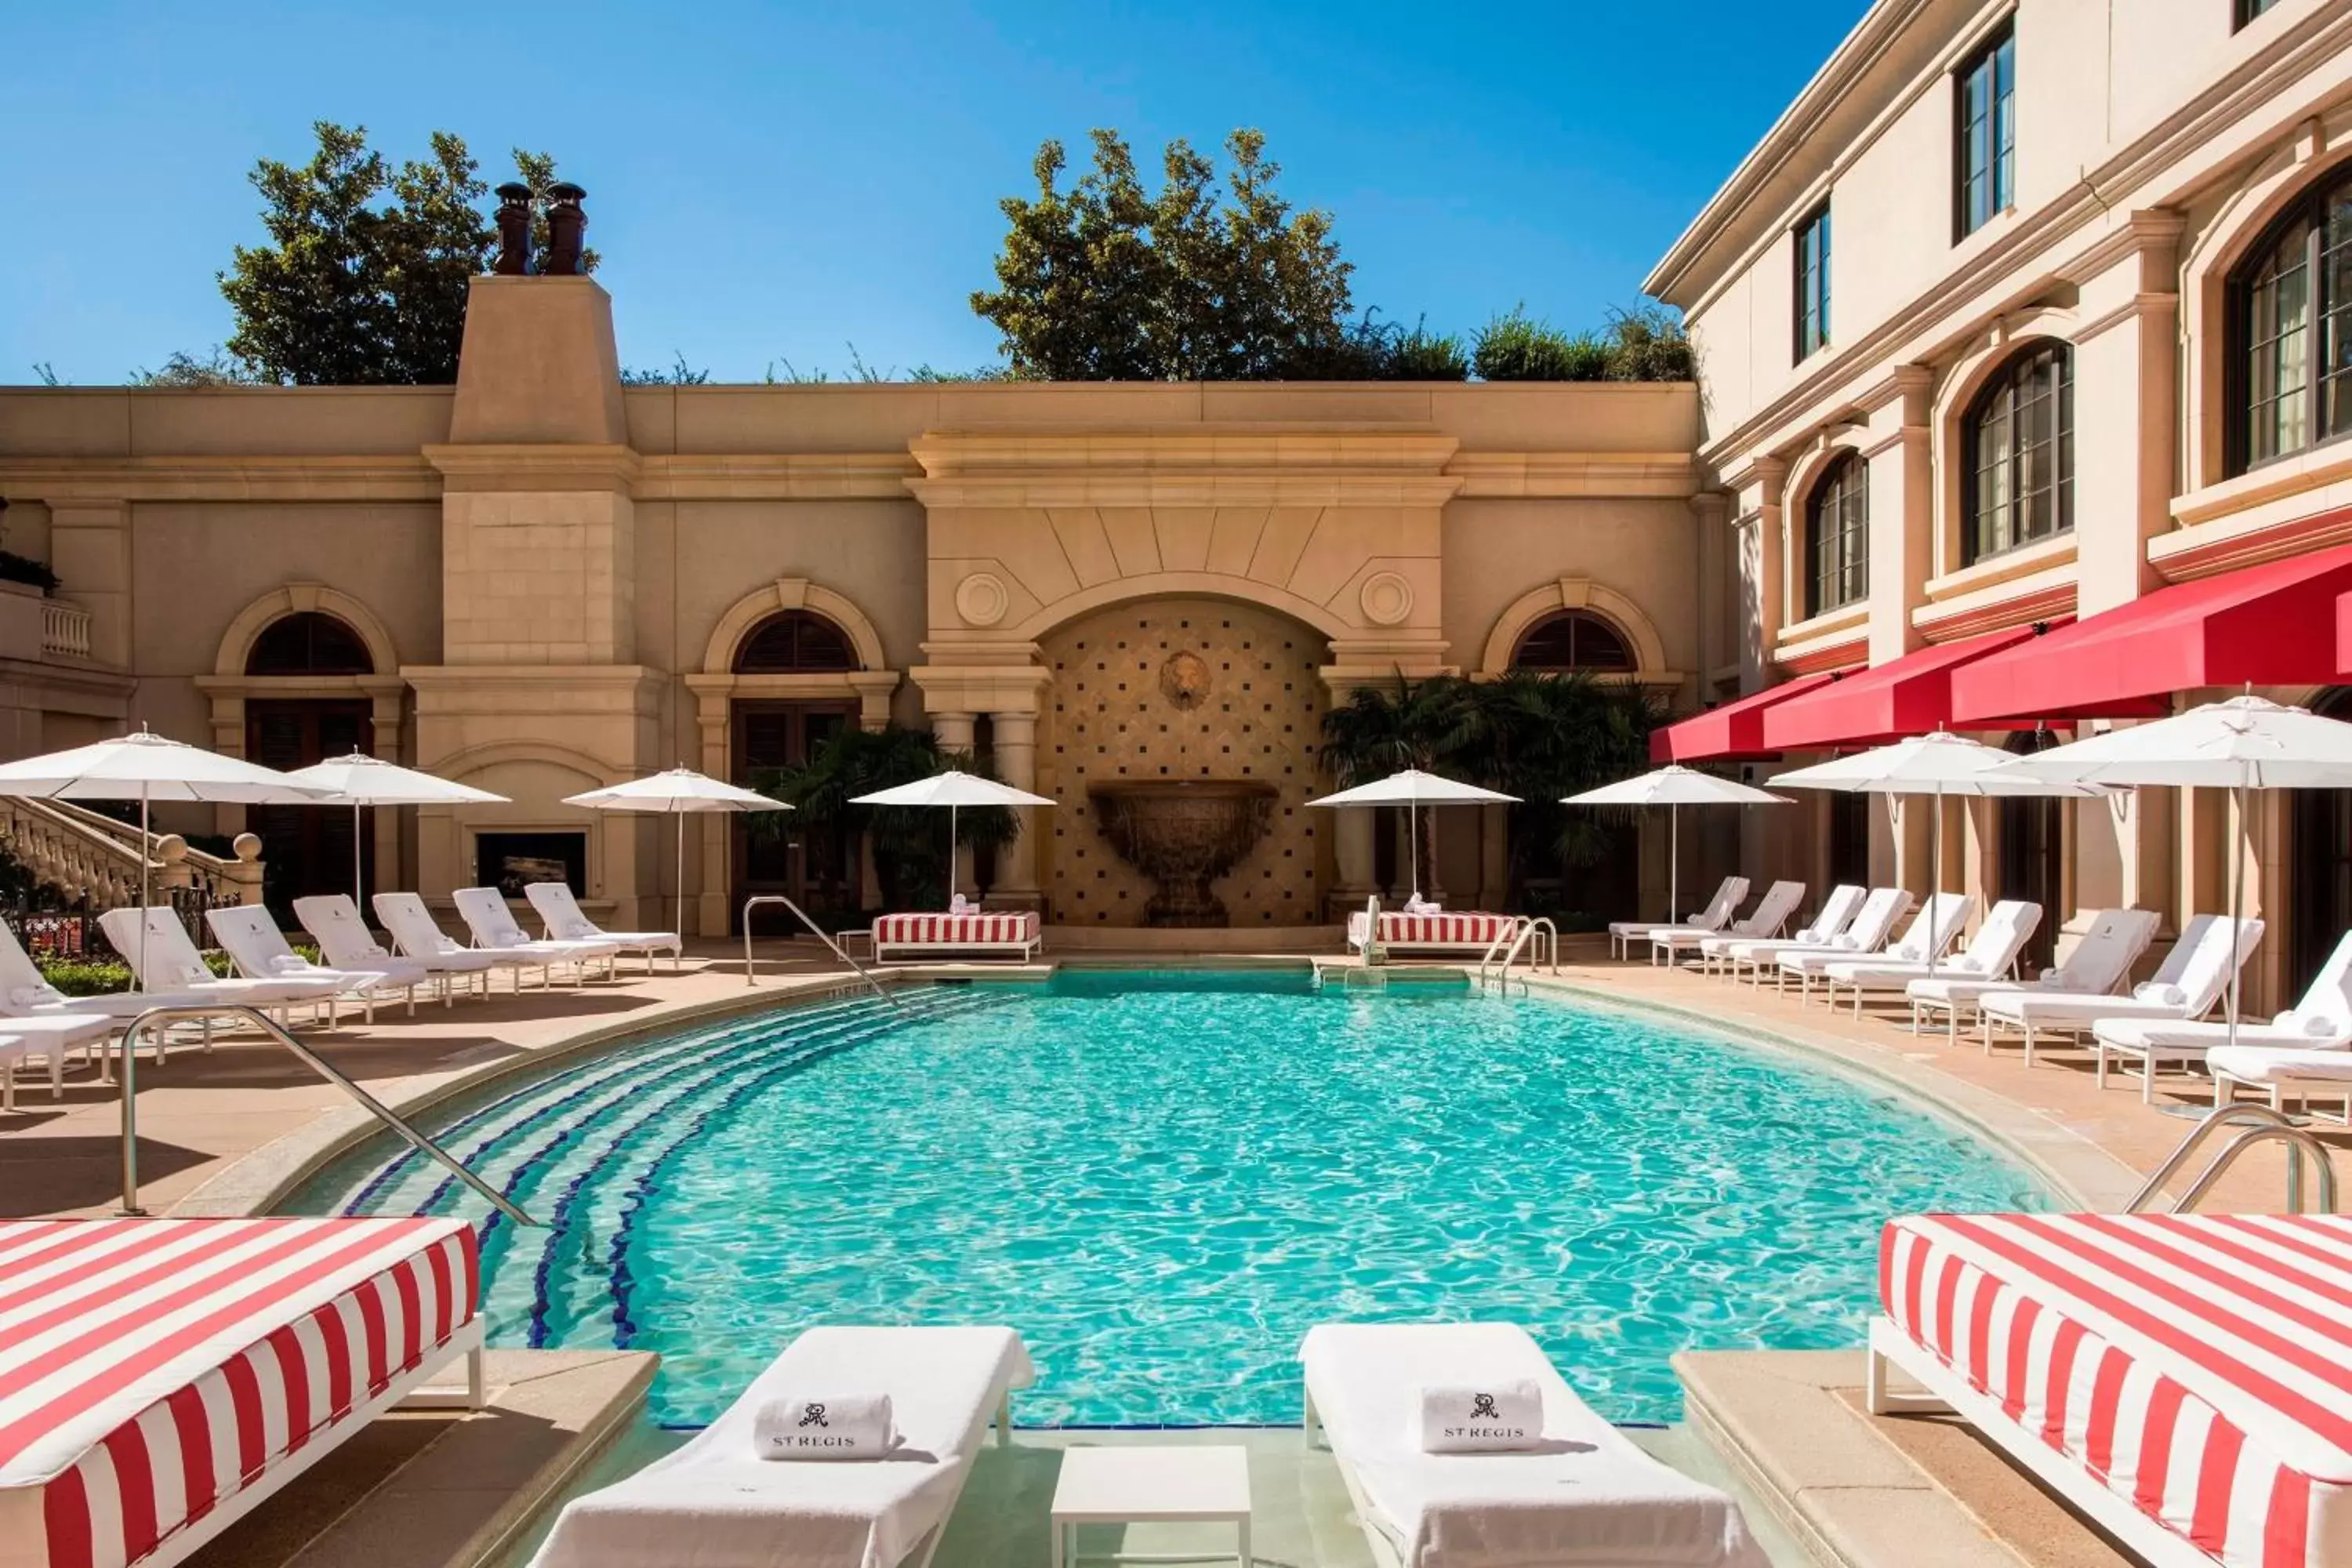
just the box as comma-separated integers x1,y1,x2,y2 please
6,932,2330,1568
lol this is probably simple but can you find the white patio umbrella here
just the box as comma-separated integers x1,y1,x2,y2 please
848,770,1055,908
1994,694,2352,1045
564,768,789,935
1562,764,1788,924
282,753,507,919
1304,768,1519,899
1772,731,2104,976
0,728,329,1064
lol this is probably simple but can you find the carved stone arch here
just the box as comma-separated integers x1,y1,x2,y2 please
214,582,400,678
701,578,887,675
2183,128,2352,489
1932,320,2078,578
1002,572,1357,645
1777,440,1871,631
428,737,619,790
1477,578,1678,688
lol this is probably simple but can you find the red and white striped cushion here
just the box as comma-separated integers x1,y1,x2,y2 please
1881,1213,2352,1568
0,1217,479,1568
1375,913,1517,949
870,913,1040,947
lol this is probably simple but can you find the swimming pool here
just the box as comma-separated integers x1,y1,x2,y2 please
290,969,2045,1427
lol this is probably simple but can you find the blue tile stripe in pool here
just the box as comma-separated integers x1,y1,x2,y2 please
289,970,2043,1428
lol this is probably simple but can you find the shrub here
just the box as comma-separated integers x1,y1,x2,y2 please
40,948,247,994
0,551,57,593
1472,307,1610,382
1602,304,1697,382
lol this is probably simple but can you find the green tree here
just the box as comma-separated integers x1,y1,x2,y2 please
750,724,1017,913
214,122,587,386
974,129,1364,380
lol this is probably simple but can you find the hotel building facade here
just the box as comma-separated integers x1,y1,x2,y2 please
1648,0,2352,1010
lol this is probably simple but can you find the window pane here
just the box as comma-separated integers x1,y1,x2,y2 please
1965,345,2072,563
1955,27,2014,238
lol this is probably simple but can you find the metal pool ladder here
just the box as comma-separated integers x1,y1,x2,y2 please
1477,917,1558,994
113,1004,537,1226
741,893,904,1011
2126,1103,2339,1215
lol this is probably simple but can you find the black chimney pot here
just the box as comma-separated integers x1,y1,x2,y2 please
545,183,588,276
492,183,533,275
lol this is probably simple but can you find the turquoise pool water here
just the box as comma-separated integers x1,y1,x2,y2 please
290,970,2045,1427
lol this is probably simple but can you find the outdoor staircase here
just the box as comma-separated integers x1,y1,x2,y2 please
0,794,264,911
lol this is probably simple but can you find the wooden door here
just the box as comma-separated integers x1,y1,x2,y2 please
245,700,372,922
731,701,857,932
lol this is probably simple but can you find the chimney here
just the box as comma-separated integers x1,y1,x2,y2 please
545,183,589,277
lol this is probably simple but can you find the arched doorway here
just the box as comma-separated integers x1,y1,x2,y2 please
243,612,375,920
2292,688,2352,996
731,609,861,925
1507,609,1640,924
1997,728,2064,973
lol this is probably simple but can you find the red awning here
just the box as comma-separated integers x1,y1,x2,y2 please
1762,624,2045,752
1648,670,1846,762
1951,539,2352,724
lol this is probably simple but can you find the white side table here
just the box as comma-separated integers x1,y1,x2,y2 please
1049,1444,1252,1568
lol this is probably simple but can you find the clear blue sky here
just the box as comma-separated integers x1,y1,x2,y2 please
0,1,1867,385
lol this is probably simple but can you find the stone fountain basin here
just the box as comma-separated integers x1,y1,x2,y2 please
1087,779,1278,927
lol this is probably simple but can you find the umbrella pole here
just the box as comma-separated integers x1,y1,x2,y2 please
949,803,959,909
353,800,365,919
1926,782,1941,978
2227,777,2247,1048
1410,804,1421,900
122,782,149,1215
1668,802,1679,923
676,813,686,942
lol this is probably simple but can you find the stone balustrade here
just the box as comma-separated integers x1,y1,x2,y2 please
40,598,90,659
0,796,264,910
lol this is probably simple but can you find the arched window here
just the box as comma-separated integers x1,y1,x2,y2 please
1962,342,2072,564
245,612,373,676
2231,165,2352,472
733,610,856,673
1804,453,1869,618
1511,610,1633,673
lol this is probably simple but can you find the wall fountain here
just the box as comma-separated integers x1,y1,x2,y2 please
1087,779,1277,927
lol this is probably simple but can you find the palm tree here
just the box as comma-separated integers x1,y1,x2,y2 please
1471,670,1668,910
1318,674,1485,892
750,724,1016,911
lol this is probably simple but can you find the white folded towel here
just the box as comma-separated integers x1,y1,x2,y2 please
753,1392,895,1460
1418,1380,1544,1453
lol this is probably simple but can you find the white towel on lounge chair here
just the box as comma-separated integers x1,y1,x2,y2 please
532,1326,1033,1568
1607,876,1746,958
373,891,547,985
1650,880,1803,962
1825,897,2028,990
299,894,495,987
525,880,681,964
1301,1323,1763,1568
1907,907,2160,1014
1978,913,2263,1033
1782,892,1969,980
2210,1044,2352,1090
1699,884,1861,964
207,905,421,1011
453,887,621,975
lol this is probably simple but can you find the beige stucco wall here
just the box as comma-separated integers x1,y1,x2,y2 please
0,281,1703,933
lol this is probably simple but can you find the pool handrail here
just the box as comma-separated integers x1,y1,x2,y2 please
112,1003,537,1227
2127,1102,2337,1214
1478,916,1557,992
742,893,905,1011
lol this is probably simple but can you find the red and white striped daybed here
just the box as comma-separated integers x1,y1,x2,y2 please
0,1216,482,1568
1868,1211,2352,1568
869,910,1042,964
1345,909,1523,956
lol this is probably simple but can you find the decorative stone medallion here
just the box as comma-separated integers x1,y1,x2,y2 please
1359,570,1414,626
953,572,1010,627
1158,649,1212,709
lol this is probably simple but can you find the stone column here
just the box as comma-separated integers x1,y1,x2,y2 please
45,502,129,670
989,711,1041,910
1734,457,1787,694
1864,368,1934,666
1330,809,1375,919
931,710,977,898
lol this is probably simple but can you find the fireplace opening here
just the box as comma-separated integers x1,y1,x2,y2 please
474,831,586,898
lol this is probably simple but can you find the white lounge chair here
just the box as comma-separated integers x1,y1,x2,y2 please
96,906,346,1028
208,904,424,1023
298,894,496,1002
1649,879,1803,967
1976,913,2264,1065
1301,1323,1766,1568
531,1326,1035,1568
1821,896,2030,1018
524,880,681,973
452,887,619,985
1739,887,1914,994
0,922,122,1098
1777,891,1964,1002
374,891,553,993
2209,1040,2352,1123
2091,929,2352,1102
1606,875,1746,960
1907,907,2160,1045
1697,883,1863,978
